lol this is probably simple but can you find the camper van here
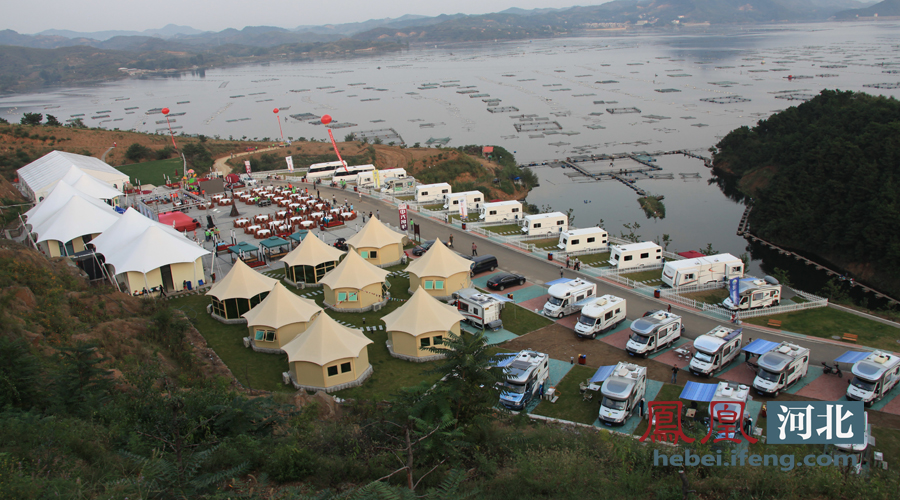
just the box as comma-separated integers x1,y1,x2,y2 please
498,350,550,411
415,183,451,204
608,242,662,270
542,278,596,319
847,351,900,406
521,212,568,236
832,411,868,473
689,326,743,377
574,295,626,339
442,191,484,211
331,164,374,184
661,253,744,288
709,382,752,439
722,276,782,310
752,342,810,396
452,288,504,331
381,177,416,194
356,168,408,189
625,310,683,357
305,161,346,181
598,362,647,425
558,227,608,253
479,201,522,223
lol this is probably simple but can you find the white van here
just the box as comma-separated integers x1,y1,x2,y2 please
689,326,743,377
608,242,662,270
305,160,346,181
521,212,568,236
598,362,647,425
498,350,550,411
574,295,626,339
626,310,683,357
723,276,782,310
479,201,522,223
558,227,608,253
415,183,451,204
661,253,744,287
847,351,900,406
443,191,484,211
332,164,374,184
542,278,596,319
752,342,810,396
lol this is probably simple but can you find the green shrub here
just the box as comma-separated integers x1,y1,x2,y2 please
265,445,318,482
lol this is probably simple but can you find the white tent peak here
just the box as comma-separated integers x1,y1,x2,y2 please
206,259,278,300
282,231,345,268
318,250,389,290
405,238,472,278
381,287,464,335
242,282,323,328
283,313,373,365
59,166,122,200
345,216,405,250
32,195,121,246
25,182,115,230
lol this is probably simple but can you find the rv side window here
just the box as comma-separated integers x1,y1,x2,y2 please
732,266,741,273
624,255,633,261
473,308,480,316
421,191,428,196
512,208,519,213
587,237,595,243
458,302,469,312
569,239,579,245
588,290,593,296
640,252,649,259
604,311,614,320
556,220,564,225
615,308,620,314
453,200,458,205
685,273,694,280
534,223,542,228
475,197,482,202
490,210,497,215
442,189,448,194
788,366,796,376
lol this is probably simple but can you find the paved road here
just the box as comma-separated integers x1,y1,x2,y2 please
213,147,282,176
313,183,879,369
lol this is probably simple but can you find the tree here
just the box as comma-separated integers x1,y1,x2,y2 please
0,336,43,409
820,278,848,302
344,133,355,141
769,267,792,288
565,207,575,226
620,222,641,243
662,234,673,252
64,118,86,128
0,117,8,124
45,114,61,126
20,112,42,126
700,243,717,256
50,341,113,416
126,143,152,162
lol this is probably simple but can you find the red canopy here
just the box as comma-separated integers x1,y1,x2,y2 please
678,251,705,259
225,173,241,184
159,211,199,232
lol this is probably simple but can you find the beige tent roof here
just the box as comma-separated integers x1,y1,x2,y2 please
283,313,373,365
281,232,345,268
381,287,464,336
318,250,389,290
206,259,278,300
346,216,405,250
242,282,322,328
405,238,472,278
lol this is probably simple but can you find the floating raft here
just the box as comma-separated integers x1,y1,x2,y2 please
595,80,619,84
642,115,670,120
290,113,318,121
488,107,519,113
168,112,185,116
548,88,571,92
256,98,274,102
316,86,335,90
594,101,618,105
124,107,138,110
700,96,750,104
71,113,85,117
775,93,815,101
426,137,451,145
655,89,681,93
585,124,606,130
91,115,110,119
514,121,562,132
348,83,366,86
290,89,310,93
177,101,190,104
469,93,489,98
229,95,245,98
361,98,380,101
156,126,182,132
863,82,900,89
356,128,404,144
326,122,357,129
457,90,479,94
572,93,596,97
96,110,111,113
249,92,266,96
606,107,641,114
667,74,691,78
543,84,562,87
155,119,173,124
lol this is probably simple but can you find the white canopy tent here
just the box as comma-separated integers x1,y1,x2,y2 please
17,151,129,202
24,182,116,231
31,196,121,249
58,166,122,201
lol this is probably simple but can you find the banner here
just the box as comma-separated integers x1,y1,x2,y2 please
244,160,252,175
729,277,741,306
459,199,468,219
398,203,409,231
285,156,294,172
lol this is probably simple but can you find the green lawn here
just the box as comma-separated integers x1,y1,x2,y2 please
449,213,481,223
116,158,184,186
633,383,706,438
532,365,598,424
872,426,900,466
621,268,664,285
423,203,445,211
681,288,729,305
499,303,554,335
483,224,521,235
578,252,610,267
531,238,560,250
744,307,900,351
396,195,414,201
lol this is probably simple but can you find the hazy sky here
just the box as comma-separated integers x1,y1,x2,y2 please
7,0,591,34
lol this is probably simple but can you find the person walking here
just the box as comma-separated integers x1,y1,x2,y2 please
471,242,477,256
448,234,454,248
566,255,571,269
559,268,564,279
671,364,679,384
667,304,672,313
376,210,380,220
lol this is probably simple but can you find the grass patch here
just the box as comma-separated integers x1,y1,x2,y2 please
532,365,598,424
500,303,554,335
872,426,900,466
790,296,809,304
449,213,481,223
638,195,666,219
681,288,728,305
579,252,610,267
396,195,414,201
531,238,560,250
633,383,708,438
483,224,521,235
621,268,664,285
423,203,445,211
743,307,900,351
116,157,184,186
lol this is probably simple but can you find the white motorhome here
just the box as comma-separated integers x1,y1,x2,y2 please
574,295,626,339
332,164,375,184
722,276,782,310
479,201,522,223
709,382,752,439
452,288,504,331
626,310,683,357
847,351,900,406
689,326,743,377
381,177,416,194
542,278,596,319
442,191,484,211
415,183,451,204
661,253,744,288
305,161,346,181
498,350,550,411
832,411,868,473
752,342,810,396
598,362,647,425
608,242,662,270
558,227,608,253
521,212,568,236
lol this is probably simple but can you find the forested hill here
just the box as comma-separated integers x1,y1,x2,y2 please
713,90,900,297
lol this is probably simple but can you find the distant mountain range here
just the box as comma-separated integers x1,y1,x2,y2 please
36,24,205,41
835,0,900,18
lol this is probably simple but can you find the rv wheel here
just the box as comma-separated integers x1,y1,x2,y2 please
773,300,780,307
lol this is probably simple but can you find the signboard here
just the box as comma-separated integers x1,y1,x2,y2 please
244,160,252,175
285,156,294,172
729,277,740,306
459,199,468,219
767,401,865,445
398,203,409,231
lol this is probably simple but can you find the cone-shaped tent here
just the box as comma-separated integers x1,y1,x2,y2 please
318,251,390,312
345,216,405,267
283,313,374,392
206,259,278,321
281,232,345,286
242,282,323,350
405,238,472,298
382,288,464,361
31,195,121,257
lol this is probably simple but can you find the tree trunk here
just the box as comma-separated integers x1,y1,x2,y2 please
405,427,415,490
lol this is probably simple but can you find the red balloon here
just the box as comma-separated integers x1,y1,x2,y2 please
273,108,279,114
162,107,170,115
321,114,332,125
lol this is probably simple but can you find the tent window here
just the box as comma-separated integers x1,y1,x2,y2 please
433,336,443,345
340,362,351,373
424,280,433,290
255,330,275,342
327,366,338,377
212,298,227,317
420,337,431,348
348,291,358,302
360,251,369,258
370,251,378,259
435,280,444,290
338,292,347,302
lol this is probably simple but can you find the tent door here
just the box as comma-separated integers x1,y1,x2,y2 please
64,240,75,255
160,265,175,291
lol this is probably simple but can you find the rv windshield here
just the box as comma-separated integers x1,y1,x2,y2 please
548,296,563,306
693,351,713,363
757,369,780,382
502,381,527,394
578,314,597,326
629,332,650,344
850,377,876,392
601,397,627,410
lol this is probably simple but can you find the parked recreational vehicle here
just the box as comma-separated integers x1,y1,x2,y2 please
443,191,484,211
498,350,550,411
542,278,596,319
626,310,683,357
608,242,662,270
305,161,346,181
479,201,522,223
709,382,751,439
415,183,451,204
690,326,743,377
558,227,608,253
381,177,416,194
521,212,568,236
598,362,647,425
752,342,810,396
451,288,503,331
356,168,408,189
574,295,626,339
722,276,782,310
847,351,900,406
661,253,744,288
833,411,869,473
332,164,374,184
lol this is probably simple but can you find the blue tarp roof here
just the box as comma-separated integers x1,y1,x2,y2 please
488,293,514,303
835,351,871,364
543,278,573,287
492,353,516,368
742,338,779,356
680,382,719,402
590,365,617,384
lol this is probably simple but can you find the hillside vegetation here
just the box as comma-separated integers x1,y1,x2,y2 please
713,90,900,297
